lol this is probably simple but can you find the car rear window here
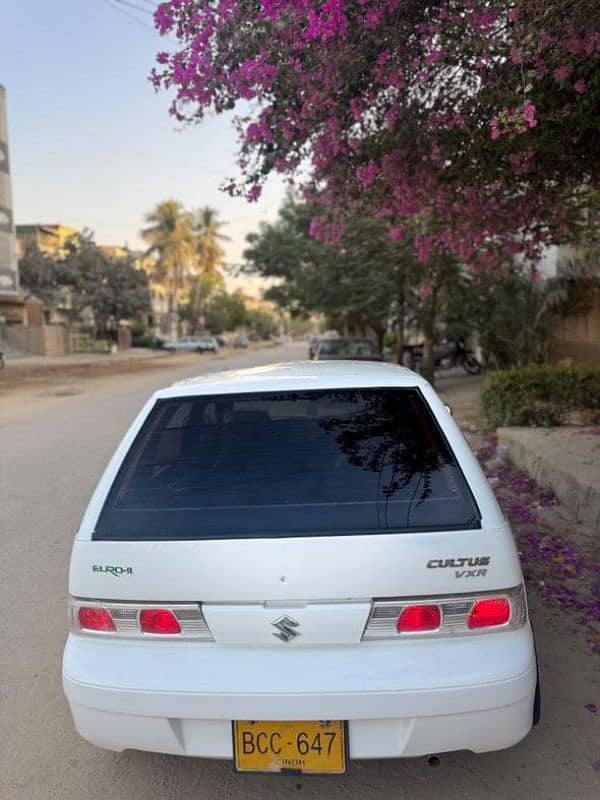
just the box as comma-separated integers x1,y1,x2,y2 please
94,389,481,540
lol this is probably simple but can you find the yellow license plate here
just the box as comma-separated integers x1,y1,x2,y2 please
234,720,346,774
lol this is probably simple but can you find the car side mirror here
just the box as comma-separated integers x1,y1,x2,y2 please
444,404,453,416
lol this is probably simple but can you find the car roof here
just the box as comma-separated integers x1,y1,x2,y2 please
154,360,426,399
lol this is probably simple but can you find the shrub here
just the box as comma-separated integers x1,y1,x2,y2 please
131,332,163,349
481,366,600,428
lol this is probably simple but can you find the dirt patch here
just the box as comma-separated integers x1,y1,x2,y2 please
38,386,83,398
0,343,276,400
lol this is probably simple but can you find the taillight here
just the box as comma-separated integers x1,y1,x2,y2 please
363,585,526,640
139,608,182,635
69,599,213,640
397,604,441,633
468,598,511,629
78,606,116,632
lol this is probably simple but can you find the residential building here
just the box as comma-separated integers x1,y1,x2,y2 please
15,223,80,259
543,244,600,365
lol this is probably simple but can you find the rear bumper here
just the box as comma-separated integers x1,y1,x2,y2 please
63,626,537,759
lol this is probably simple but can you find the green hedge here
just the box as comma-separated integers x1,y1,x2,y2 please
481,366,600,428
131,333,163,349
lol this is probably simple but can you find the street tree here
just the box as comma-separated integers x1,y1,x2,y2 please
247,308,279,339
194,206,229,273
204,289,248,333
190,206,230,327
19,239,151,337
244,196,420,357
152,0,599,271
64,244,151,338
18,244,68,309
141,200,197,336
180,269,226,332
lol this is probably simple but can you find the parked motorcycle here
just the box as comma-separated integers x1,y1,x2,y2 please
403,337,482,375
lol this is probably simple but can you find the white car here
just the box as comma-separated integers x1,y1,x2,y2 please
63,361,539,774
163,336,218,353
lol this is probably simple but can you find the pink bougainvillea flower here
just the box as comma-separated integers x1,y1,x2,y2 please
426,48,444,66
247,184,262,202
523,102,538,128
154,4,174,34
151,0,599,265
553,65,573,83
309,217,324,239
511,475,535,493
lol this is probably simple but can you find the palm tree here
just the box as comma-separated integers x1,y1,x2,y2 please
191,207,230,329
141,200,197,338
194,206,229,273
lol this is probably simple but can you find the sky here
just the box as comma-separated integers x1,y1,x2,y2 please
0,0,286,293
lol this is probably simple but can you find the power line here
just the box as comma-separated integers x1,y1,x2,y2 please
113,0,154,16
103,0,154,30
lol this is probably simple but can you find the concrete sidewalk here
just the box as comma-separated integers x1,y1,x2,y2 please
498,426,600,531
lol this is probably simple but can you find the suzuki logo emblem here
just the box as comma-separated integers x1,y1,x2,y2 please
271,614,301,642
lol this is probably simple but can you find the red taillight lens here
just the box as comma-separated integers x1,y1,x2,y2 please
139,609,182,635
468,598,511,629
397,604,442,633
78,606,116,632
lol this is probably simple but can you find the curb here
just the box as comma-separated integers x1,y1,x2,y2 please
497,427,600,532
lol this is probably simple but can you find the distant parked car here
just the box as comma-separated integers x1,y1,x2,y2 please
216,334,229,347
196,336,219,353
314,338,383,362
163,336,218,353
309,330,341,359
233,335,249,349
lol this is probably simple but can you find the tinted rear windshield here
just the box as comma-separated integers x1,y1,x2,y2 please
94,389,480,540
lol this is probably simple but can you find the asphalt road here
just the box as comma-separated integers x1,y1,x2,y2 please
1,342,598,800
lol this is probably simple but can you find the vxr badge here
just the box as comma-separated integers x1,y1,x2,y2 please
271,614,301,642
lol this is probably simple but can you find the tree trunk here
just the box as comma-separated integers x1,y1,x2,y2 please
423,328,436,383
396,277,407,365
168,277,178,340
422,290,438,385
396,316,405,365
374,326,385,354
